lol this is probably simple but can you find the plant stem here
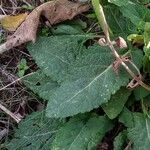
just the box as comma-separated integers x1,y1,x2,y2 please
94,1,150,91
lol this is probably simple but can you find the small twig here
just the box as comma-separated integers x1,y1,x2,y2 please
0,103,21,123
0,72,35,91
0,72,35,123
0,66,19,83
0,6,6,15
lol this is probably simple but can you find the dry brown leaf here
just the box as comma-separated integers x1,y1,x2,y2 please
0,13,28,31
0,0,90,54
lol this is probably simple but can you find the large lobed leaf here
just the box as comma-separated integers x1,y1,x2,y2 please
27,35,90,82
27,35,143,118
51,114,113,150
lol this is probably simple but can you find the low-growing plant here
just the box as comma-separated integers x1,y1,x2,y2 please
5,0,150,150
18,58,29,77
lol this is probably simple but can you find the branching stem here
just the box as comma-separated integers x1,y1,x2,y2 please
95,1,150,91
108,41,150,91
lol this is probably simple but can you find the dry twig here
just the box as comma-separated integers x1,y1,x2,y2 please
0,0,90,54
0,103,21,123
0,72,35,123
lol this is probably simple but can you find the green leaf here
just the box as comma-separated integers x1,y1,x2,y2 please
127,34,144,44
119,108,134,128
134,86,150,100
46,47,142,118
51,115,113,150
27,35,89,82
102,88,131,119
139,0,150,4
120,3,150,27
114,130,127,150
28,34,143,118
108,0,130,6
143,94,150,106
18,58,29,77
104,5,135,38
51,24,84,35
119,110,150,149
127,113,150,150
6,111,63,150
46,66,128,118
23,70,59,100
143,55,150,73
110,1,150,28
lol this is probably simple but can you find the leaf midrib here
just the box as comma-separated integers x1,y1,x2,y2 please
56,65,112,109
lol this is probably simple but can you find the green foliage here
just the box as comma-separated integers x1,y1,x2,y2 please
119,109,150,149
27,35,90,82
6,0,150,149
27,36,142,118
134,86,150,100
108,0,130,6
143,22,150,73
105,5,135,38
119,108,134,128
102,88,131,119
109,0,150,28
23,70,59,100
21,5,34,10
51,24,84,35
51,114,113,150
127,113,150,150
18,58,29,77
113,130,127,150
6,111,64,150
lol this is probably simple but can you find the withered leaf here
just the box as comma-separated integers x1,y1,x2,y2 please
0,13,28,31
0,0,90,54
